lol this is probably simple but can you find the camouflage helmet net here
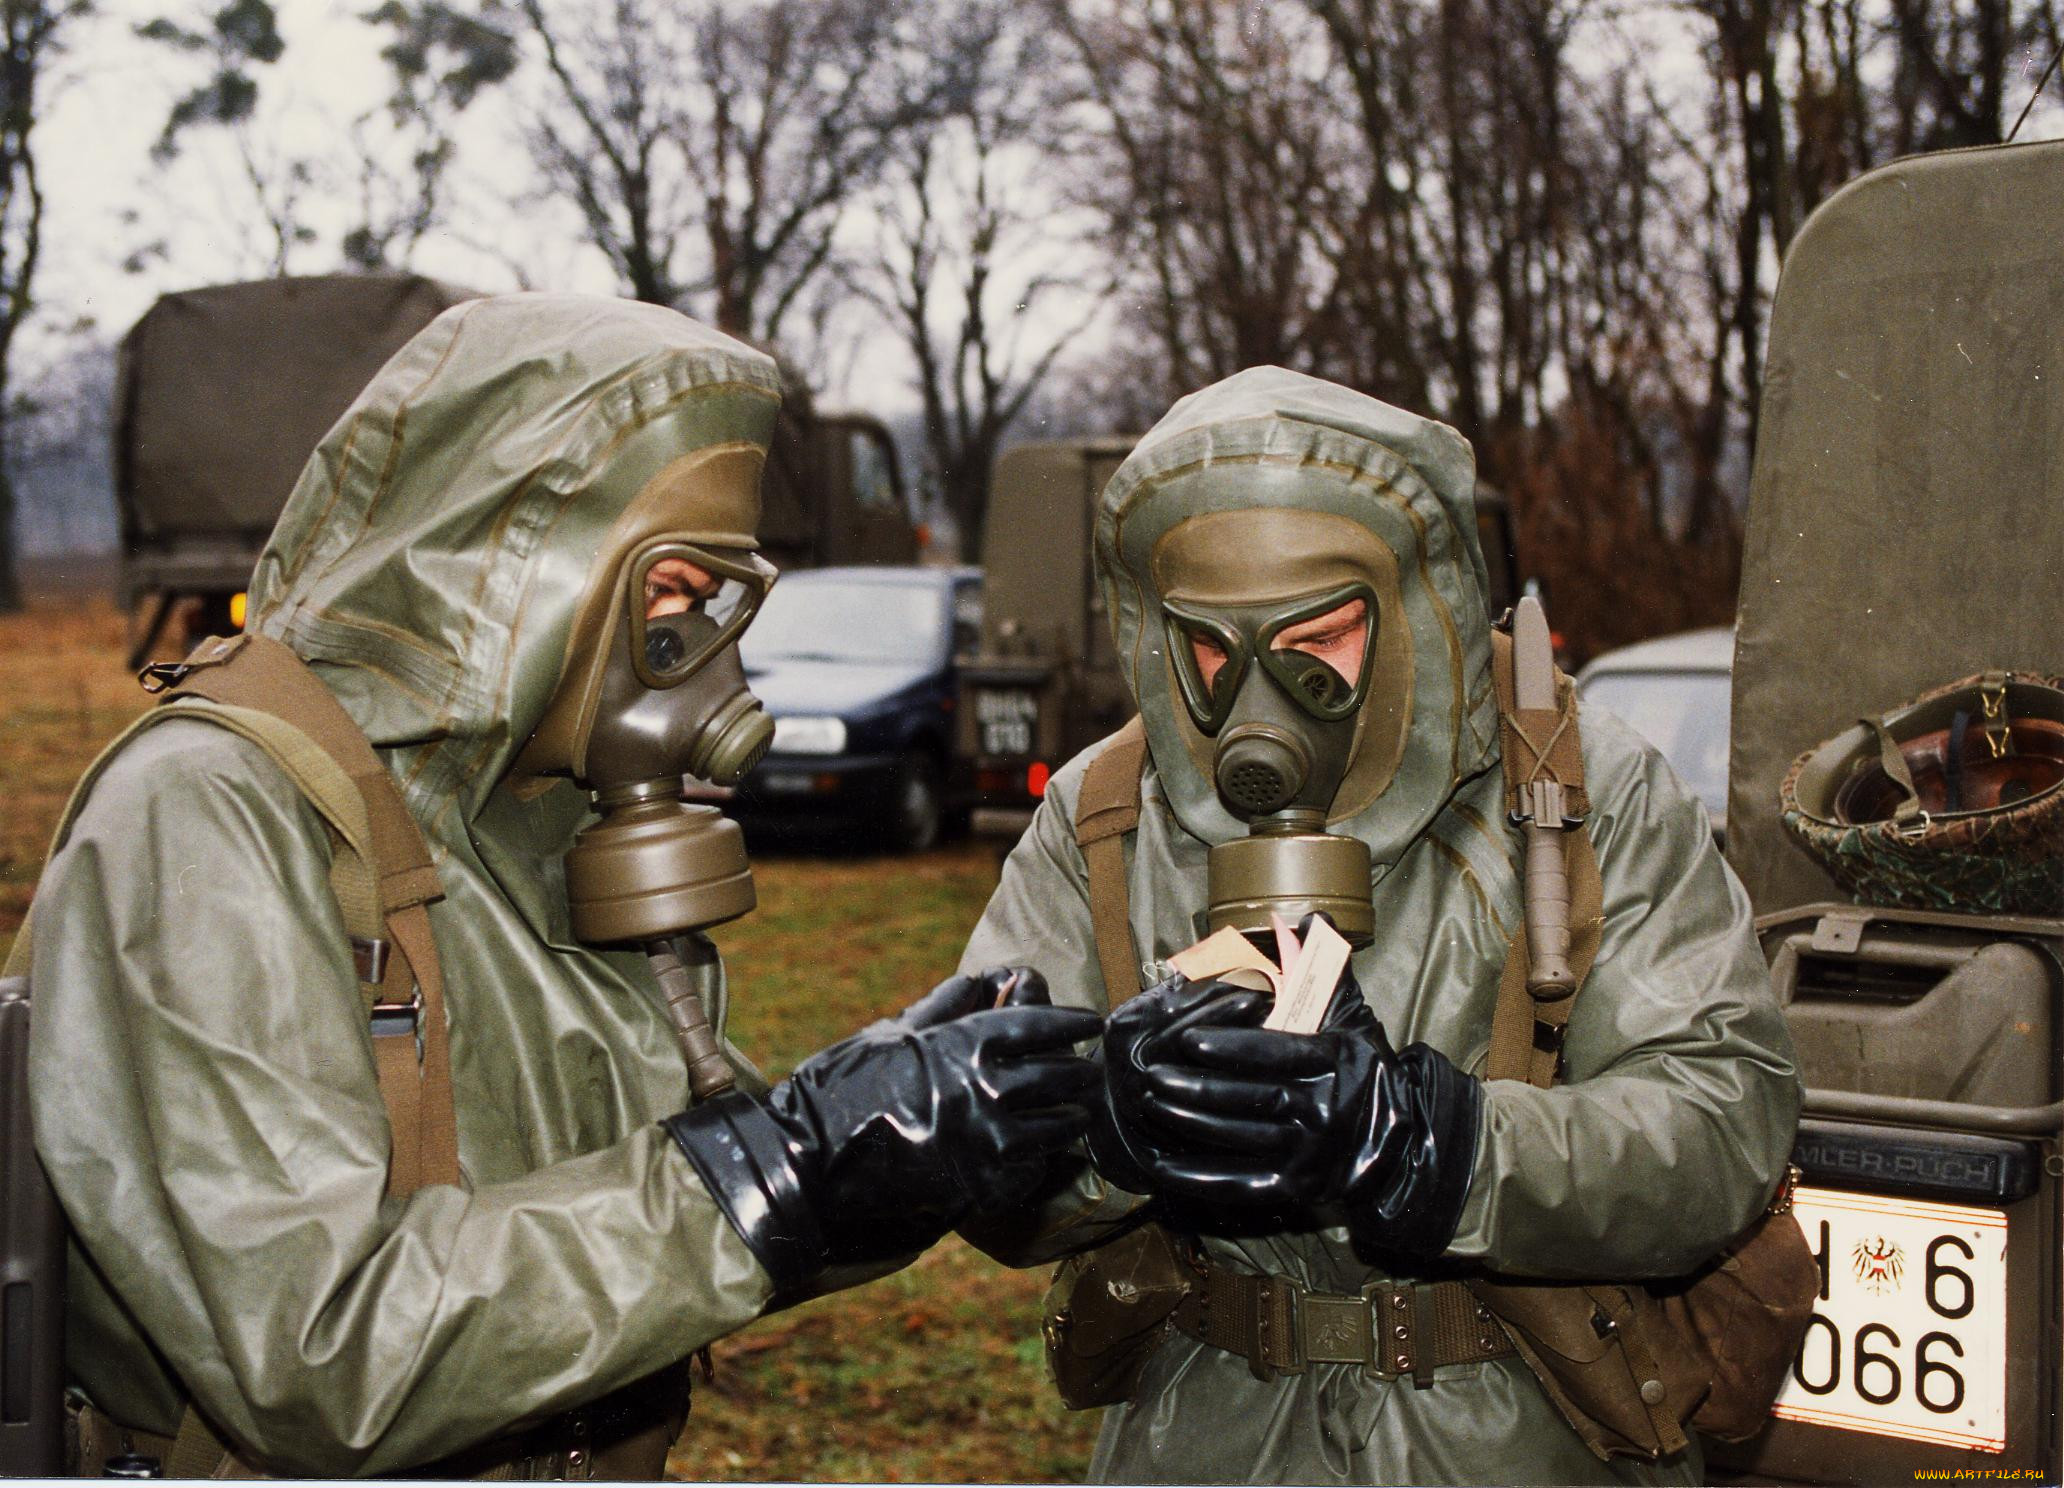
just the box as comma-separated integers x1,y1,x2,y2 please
1780,671,2064,917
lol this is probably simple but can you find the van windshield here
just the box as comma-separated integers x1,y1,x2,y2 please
741,579,945,668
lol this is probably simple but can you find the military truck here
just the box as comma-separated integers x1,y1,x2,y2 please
113,274,917,668
955,434,1519,837
1706,138,2064,1483
114,274,477,666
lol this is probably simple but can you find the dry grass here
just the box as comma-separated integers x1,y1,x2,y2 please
0,596,1097,1483
0,600,156,952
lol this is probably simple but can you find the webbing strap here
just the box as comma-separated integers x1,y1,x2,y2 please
144,636,458,1195
1074,717,1150,1010
148,635,442,913
1168,1260,1513,1380
89,1400,251,1479
162,1407,249,1479
384,901,461,1194
123,636,456,1197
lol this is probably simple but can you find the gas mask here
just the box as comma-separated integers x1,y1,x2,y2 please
1096,369,1500,957
560,540,777,945
515,439,781,947
1164,581,1380,945
1138,502,1418,948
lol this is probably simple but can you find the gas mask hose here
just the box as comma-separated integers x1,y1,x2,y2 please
647,938,736,1101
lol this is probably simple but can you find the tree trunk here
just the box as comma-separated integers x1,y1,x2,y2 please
0,399,22,614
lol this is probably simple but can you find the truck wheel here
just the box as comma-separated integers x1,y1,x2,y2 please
885,753,943,854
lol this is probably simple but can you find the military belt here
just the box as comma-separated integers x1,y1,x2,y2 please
1170,1258,1514,1385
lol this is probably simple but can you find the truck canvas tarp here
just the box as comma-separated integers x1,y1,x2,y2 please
114,273,480,661
1713,138,2064,1484
113,276,918,667
115,275,481,577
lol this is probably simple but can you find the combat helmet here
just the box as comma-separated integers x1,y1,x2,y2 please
1780,671,2064,916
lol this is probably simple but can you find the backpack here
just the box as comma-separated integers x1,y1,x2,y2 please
1063,612,1816,1461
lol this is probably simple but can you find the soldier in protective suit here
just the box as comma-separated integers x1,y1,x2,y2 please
23,296,1097,1477
959,367,1801,1484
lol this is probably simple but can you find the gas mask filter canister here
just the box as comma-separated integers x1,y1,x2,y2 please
564,542,777,944
1164,583,1379,946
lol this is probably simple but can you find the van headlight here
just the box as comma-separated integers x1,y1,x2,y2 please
773,715,847,755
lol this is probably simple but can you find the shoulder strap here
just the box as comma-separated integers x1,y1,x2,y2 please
144,635,443,915
1485,628,1602,1089
144,634,458,1195
1074,716,1150,1010
20,635,461,1196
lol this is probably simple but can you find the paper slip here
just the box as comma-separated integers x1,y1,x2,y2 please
1263,915,1351,1034
1167,926,1282,994
1164,916,1352,1034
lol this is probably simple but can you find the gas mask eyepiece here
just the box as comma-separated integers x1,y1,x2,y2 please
1163,582,1380,946
565,542,777,945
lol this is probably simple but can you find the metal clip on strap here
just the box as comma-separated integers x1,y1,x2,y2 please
351,935,391,987
369,990,422,1042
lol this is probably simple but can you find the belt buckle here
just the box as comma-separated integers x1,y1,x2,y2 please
370,987,424,1062
1299,1292,1372,1367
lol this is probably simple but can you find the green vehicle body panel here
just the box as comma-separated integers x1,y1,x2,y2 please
1714,138,2064,1484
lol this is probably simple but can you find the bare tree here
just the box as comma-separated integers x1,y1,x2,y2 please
351,1,518,270
138,0,324,276
510,0,928,348
1055,2,1356,398
0,0,91,613
855,1,1100,549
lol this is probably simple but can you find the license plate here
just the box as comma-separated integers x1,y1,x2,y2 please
754,771,818,796
976,688,1038,757
1769,1186,2007,1452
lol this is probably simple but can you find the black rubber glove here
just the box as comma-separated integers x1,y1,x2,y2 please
1084,973,1271,1195
662,967,1101,1292
1139,1010,1481,1262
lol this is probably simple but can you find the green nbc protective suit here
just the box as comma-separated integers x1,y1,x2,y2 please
959,368,1802,1484
27,297,791,1476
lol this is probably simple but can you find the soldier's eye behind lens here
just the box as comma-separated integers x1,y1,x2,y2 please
1272,598,1369,685
644,557,720,619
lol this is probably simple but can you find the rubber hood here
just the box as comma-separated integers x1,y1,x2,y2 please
245,294,782,832
1094,366,1497,861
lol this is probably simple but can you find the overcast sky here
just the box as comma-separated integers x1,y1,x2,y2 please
31,1,2064,401
34,0,1099,420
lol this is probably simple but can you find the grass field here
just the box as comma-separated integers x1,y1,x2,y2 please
0,597,1099,1483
